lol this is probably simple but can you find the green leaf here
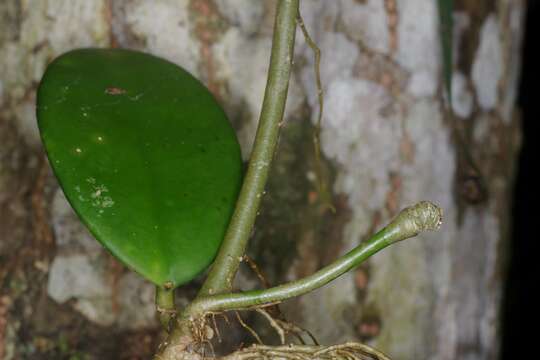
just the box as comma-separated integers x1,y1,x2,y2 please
37,49,242,288
438,0,454,105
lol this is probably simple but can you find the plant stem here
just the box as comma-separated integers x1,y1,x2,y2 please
156,284,175,330
198,0,300,297
188,202,442,315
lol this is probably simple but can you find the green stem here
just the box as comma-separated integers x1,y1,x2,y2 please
188,202,442,315
198,0,300,297
156,284,175,331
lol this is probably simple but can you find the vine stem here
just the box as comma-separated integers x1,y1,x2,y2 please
187,201,442,315
198,0,300,297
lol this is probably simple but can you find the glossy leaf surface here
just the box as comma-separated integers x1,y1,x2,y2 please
37,49,242,288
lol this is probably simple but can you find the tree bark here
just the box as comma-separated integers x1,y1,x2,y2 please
0,1,524,359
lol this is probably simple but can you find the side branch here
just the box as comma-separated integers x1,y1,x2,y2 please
197,0,301,297
189,202,442,315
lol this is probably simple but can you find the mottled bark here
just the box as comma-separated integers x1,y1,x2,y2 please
0,1,524,359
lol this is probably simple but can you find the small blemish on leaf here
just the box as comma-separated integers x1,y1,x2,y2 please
101,197,114,208
105,87,126,95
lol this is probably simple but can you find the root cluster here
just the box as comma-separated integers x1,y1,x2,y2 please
221,343,390,360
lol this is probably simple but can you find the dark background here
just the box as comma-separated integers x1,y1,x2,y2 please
501,0,539,357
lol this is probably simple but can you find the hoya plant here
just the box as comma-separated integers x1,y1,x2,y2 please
35,1,452,359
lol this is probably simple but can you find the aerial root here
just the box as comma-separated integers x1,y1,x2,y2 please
211,313,222,343
235,311,263,345
255,308,286,344
220,342,391,360
297,10,335,213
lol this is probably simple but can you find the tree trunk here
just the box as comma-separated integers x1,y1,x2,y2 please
0,1,524,359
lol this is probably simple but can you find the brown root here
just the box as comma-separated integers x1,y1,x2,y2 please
220,342,391,360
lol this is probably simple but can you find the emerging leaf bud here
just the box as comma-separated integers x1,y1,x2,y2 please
387,201,443,242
